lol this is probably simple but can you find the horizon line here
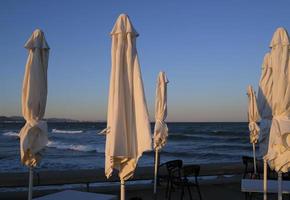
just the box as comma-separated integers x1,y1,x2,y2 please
1,116,248,123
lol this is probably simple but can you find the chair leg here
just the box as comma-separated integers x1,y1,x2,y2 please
165,179,169,198
168,182,173,200
196,185,202,200
244,192,253,200
187,185,193,200
244,192,248,200
180,186,184,200
248,192,252,200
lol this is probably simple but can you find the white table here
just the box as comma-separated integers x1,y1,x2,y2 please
33,190,117,200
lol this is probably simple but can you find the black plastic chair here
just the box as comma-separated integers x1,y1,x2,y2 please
242,156,278,179
167,164,202,200
161,160,183,200
179,165,202,200
242,156,278,200
242,156,261,179
242,156,262,200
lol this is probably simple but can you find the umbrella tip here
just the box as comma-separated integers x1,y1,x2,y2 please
158,71,169,84
25,28,49,49
117,13,132,23
270,27,290,47
246,85,253,95
33,28,43,35
111,13,138,37
119,13,128,17
276,26,287,32
31,29,45,39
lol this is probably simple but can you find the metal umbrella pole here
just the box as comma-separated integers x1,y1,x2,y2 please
263,159,267,200
28,166,33,200
154,149,159,198
252,143,257,174
120,179,125,200
278,172,282,200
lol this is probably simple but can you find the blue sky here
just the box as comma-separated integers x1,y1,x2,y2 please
1,0,290,122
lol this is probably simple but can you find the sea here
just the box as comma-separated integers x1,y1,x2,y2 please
0,122,252,172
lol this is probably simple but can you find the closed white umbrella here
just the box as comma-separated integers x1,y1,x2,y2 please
247,85,260,174
105,14,152,200
264,27,290,200
257,52,273,200
19,29,49,200
153,72,169,197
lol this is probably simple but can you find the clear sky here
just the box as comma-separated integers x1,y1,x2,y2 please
1,0,290,122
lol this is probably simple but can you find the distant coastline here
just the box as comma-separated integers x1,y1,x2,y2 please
0,116,247,123
0,116,104,123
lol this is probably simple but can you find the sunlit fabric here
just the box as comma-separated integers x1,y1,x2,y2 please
257,53,272,157
154,72,169,150
265,27,290,172
247,85,260,144
105,14,152,181
19,29,49,167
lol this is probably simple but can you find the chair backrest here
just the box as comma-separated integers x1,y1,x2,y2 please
242,156,255,178
242,156,252,166
164,160,183,180
242,156,266,179
183,165,200,178
165,160,183,173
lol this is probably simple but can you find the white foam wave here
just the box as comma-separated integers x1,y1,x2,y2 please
47,141,96,152
51,129,83,134
95,146,105,153
2,131,19,137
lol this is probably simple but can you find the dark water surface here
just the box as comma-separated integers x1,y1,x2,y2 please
0,122,251,172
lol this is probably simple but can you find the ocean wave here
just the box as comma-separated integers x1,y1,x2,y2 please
210,130,245,136
47,141,95,152
160,150,195,158
169,133,206,140
169,133,246,141
51,129,83,134
209,144,251,151
2,132,19,137
196,151,250,159
160,150,249,160
169,131,248,140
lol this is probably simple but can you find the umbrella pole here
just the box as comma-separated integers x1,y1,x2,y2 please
252,143,257,174
120,179,125,200
28,166,33,200
278,172,282,200
154,149,159,197
263,159,267,200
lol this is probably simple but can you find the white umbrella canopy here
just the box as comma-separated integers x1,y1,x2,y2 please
264,27,290,173
257,52,273,157
19,29,49,167
247,85,260,174
153,72,169,150
247,85,260,145
105,14,152,182
153,72,168,196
